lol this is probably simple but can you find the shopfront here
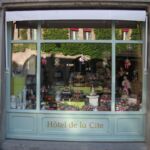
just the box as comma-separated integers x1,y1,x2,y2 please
5,10,147,141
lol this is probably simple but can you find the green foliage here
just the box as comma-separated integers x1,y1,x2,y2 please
42,28,112,58
12,44,36,52
116,44,142,55
42,28,68,40
14,27,141,58
42,43,111,59
115,29,122,40
20,29,27,40
131,27,142,40
115,23,142,40
94,28,111,39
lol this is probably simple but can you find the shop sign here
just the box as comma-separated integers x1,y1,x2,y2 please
46,119,106,129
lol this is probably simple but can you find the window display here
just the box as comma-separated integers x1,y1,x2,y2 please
10,20,144,112
11,44,37,109
115,44,142,111
40,43,112,111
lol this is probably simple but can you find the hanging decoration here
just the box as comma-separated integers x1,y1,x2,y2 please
55,58,60,66
122,76,131,95
124,58,131,69
79,54,87,64
41,55,47,65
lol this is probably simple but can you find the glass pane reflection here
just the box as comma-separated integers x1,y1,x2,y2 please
40,43,112,111
115,44,142,111
11,44,37,110
115,21,142,40
41,27,111,40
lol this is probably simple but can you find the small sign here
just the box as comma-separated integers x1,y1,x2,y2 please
46,120,105,129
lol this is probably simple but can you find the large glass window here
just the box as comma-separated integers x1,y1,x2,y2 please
9,20,144,112
41,43,111,111
115,44,143,111
11,44,37,110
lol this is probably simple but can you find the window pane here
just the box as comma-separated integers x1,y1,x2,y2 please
12,22,37,40
115,44,142,111
41,28,69,40
41,27,111,40
11,44,37,110
94,27,111,40
41,43,112,111
115,21,143,40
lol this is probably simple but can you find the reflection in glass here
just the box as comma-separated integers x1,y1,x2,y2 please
41,27,111,40
115,21,142,40
12,22,37,40
115,44,142,111
94,28,111,40
40,43,112,111
83,28,92,40
11,44,37,109
41,28,68,40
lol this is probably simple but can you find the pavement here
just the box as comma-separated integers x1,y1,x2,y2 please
0,140,148,150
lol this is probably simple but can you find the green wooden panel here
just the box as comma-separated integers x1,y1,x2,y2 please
7,113,37,134
6,112,145,141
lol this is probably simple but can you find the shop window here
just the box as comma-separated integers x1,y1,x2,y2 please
11,44,37,110
41,43,112,111
115,44,142,111
9,20,144,112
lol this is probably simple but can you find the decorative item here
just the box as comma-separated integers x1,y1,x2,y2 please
87,96,99,107
87,85,99,107
10,95,17,109
128,97,137,105
55,90,61,102
79,54,87,64
16,95,22,109
41,102,46,110
122,76,131,95
22,87,26,109
124,58,131,69
90,85,96,96
55,58,60,66
41,55,47,65
128,94,137,105
102,58,108,67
